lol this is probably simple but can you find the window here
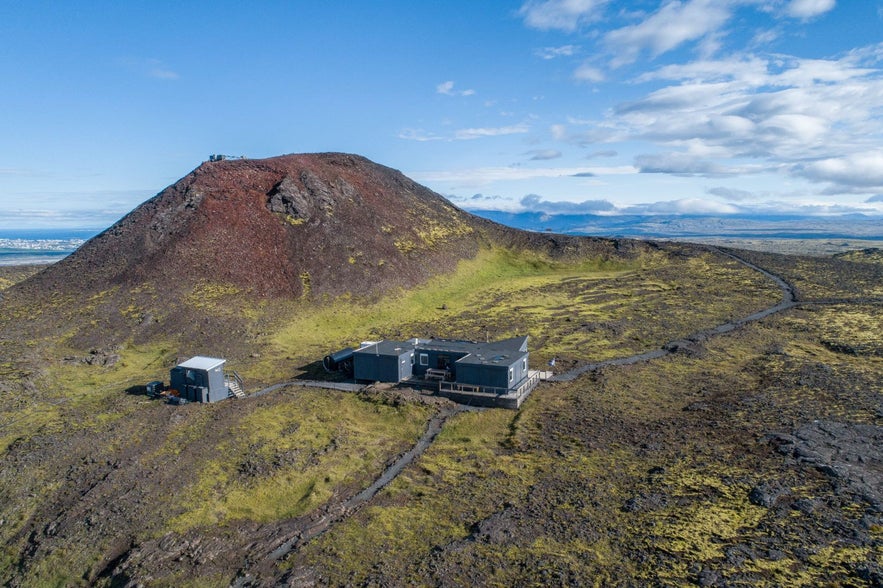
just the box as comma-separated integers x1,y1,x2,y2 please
509,367,514,382
522,358,527,372
419,353,428,366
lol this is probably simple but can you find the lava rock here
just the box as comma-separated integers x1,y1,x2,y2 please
748,483,787,508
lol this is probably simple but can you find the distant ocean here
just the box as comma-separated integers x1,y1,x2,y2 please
0,229,99,266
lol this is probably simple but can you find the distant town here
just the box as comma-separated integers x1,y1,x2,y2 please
0,238,86,251
0,237,86,266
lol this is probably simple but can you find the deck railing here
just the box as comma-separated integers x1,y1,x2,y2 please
438,371,541,399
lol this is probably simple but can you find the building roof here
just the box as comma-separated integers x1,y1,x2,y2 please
453,336,529,367
176,356,226,371
354,340,416,357
354,336,528,366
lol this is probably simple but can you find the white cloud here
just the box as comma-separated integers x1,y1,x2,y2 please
635,152,756,177
521,193,615,213
553,46,883,196
0,167,35,177
119,57,180,80
400,123,531,142
436,80,475,96
437,80,455,94
454,123,530,140
535,45,578,59
629,198,742,214
797,152,883,189
786,0,836,19
0,189,154,229
613,199,881,216
148,65,179,80
397,128,444,142
605,0,733,66
551,124,568,140
526,149,563,160
519,0,609,32
751,28,781,47
573,62,605,82
707,186,755,201
409,164,636,184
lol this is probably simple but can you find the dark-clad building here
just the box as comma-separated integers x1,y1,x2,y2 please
351,336,538,409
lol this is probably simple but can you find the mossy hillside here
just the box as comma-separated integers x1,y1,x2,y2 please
810,304,883,356
1,386,433,586
0,344,185,586
3,242,879,585
728,248,883,300
404,250,781,367
261,247,780,381
0,266,42,291
167,388,431,532
259,246,631,377
0,341,180,463
293,408,549,582
290,299,882,586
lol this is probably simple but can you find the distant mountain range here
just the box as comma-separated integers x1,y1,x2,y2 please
470,211,883,240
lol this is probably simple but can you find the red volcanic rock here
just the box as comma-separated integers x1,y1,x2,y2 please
30,153,491,299
8,153,636,351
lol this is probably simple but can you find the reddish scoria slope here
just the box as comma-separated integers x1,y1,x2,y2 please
5,153,638,353
25,153,492,299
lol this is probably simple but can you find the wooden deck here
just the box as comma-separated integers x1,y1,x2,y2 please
436,371,542,409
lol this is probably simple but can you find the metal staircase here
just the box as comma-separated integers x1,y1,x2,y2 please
226,371,246,399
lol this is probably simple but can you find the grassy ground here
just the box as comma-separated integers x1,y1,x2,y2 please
288,299,882,586
0,243,879,586
259,245,780,381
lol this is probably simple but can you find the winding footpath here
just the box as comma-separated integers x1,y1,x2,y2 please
243,246,881,584
552,246,799,382
234,404,471,586
265,404,469,562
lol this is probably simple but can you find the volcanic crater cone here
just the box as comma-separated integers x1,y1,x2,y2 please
6,153,633,353
33,153,496,298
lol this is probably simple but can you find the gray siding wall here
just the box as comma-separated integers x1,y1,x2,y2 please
205,365,226,402
354,352,410,383
170,365,227,403
510,352,530,388
455,353,529,391
456,363,509,389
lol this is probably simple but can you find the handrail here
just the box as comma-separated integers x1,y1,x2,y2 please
227,370,244,388
439,371,540,398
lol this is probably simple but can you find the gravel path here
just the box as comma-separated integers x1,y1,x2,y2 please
241,246,845,584
552,246,798,382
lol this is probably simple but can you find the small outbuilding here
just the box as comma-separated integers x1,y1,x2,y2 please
169,356,229,403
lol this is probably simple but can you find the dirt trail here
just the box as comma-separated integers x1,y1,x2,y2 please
234,404,470,585
237,246,843,585
553,246,798,382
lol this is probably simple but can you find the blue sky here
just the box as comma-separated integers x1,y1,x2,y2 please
1,0,883,229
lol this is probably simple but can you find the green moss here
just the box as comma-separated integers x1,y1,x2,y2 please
299,272,311,298
166,390,430,532
185,281,243,310
393,238,417,254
